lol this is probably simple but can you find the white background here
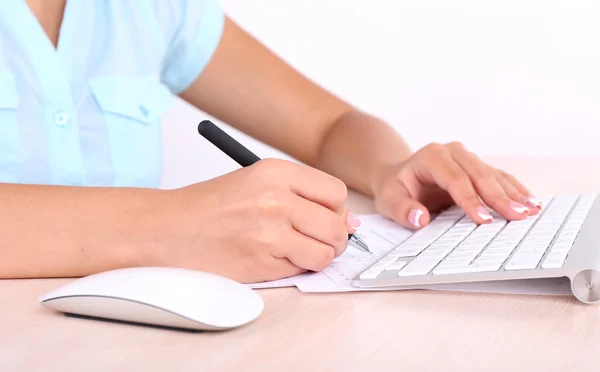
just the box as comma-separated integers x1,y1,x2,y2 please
160,0,600,189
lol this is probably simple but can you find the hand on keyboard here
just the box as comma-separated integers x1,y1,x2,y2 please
372,142,543,229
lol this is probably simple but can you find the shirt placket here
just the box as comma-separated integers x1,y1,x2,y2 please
2,2,85,186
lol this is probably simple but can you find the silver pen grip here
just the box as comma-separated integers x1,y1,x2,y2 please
348,234,372,254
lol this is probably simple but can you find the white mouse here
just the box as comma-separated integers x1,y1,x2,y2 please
39,267,264,331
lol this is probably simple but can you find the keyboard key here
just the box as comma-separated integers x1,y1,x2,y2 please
388,212,464,257
442,218,506,263
505,195,578,271
541,257,565,269
384,260,407,271
438,257,472,266
504,259,538,270
539,194,595,269
358,268,380,279
397,268,434,276
433,262,501,275
359,256,398,279
397,216,476,276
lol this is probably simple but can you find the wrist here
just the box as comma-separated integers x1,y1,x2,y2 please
115,188,178,267
368,162,401,197
316,109,414,197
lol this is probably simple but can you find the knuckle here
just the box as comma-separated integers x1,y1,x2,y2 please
332,178,348,205
446,141,466,152
336,178,348,197
316,248,335,269
253,229,280,252
397,165,412,180
462,194,482,207
252,158,287,178
471,167,495,185
257,157,282,169
251,159,272,174
256,190,289,217
501,170,516,181
423,142,445,153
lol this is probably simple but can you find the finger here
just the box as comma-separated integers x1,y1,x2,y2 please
375,181,431,230
496,174,540,215
423,150,495,224
281,161,348,213
497,169,544,209
288,194,349,257
447,145,530,221
280,230,336,272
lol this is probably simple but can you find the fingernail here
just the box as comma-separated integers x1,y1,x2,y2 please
525,196,543,209
347,212,361,229
408,209,424,228
510,201,530,214
477,206,493,222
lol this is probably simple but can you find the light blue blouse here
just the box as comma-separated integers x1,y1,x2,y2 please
0,0,224,187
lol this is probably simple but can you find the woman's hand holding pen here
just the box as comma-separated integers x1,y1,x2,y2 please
371,141,543,230
160,158,356,283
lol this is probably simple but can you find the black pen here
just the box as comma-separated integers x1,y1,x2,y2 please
197,120,372,255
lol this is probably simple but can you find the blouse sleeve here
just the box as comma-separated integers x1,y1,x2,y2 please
160,0,225,94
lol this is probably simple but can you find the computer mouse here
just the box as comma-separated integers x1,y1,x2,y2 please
39,267,264,331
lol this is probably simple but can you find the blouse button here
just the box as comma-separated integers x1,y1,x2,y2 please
139,104,149,117
55,110,70,127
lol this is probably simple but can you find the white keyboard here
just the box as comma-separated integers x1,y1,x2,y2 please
359,193,598,280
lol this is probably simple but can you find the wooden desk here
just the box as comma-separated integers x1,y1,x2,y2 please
2,156,599,372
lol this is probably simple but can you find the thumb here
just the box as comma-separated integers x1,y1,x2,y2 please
378,184,431,230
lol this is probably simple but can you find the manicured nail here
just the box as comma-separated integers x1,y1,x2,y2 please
477,206,493,222
525,196,543,208
510,201,530,214
347,212,361,229
408,209,424,228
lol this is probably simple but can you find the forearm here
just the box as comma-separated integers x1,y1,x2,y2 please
314,109,413,196
0,183,165,278
181,18,411,196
